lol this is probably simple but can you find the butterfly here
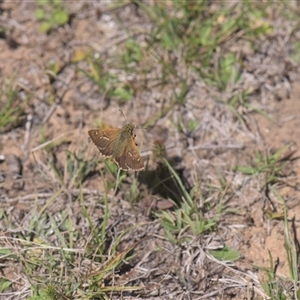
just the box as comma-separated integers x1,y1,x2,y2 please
88,123,144,171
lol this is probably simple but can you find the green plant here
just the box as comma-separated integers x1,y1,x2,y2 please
273,188,299,295
236,145,290,185
136,1,272,87
121,39,143,65
257,188,300,300
0,278,11,294
155,159,217,243
65,151,96,190
209,246,240,261
0,77,27,133
78,56,134,104
291,41,300,63
1,187,145,299
35,0,69,33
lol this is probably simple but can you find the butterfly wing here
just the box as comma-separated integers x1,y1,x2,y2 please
114,136,144,171
88,128,120,157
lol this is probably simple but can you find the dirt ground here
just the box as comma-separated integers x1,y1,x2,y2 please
243,85,300,275
1,1,300,299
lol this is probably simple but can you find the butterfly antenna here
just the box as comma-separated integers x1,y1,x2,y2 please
119,109,127,123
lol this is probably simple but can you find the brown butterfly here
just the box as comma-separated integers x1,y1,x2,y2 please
88,123,144,171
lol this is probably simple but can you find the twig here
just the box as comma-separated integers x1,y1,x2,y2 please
22,114,33,159
31,133,67,152
189,143,245,150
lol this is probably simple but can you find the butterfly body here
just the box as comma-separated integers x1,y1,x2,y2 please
88,123,144,171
